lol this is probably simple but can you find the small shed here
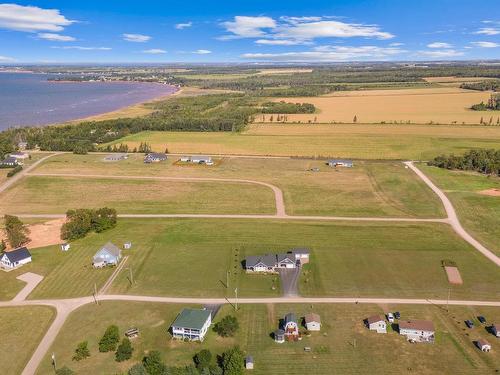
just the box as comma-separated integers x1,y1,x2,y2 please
366,315,387,334
304,313,321,331
61,243,70,252
476,339,491,352
492,323,500,337
245,355,254,370
274,329,285,343
124,242,132,250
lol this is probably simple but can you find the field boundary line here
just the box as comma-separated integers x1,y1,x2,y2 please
98,256,129,295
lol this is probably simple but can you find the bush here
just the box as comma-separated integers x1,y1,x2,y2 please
213,315,239,337
194,349,212,369
222,346,244,375
72,341,90,361
4,214,30,248
6,165,22,177
99,325,120,352
143,350,168,375
56,366,75,375
116,338,134,362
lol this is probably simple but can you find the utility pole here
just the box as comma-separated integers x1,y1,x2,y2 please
234,287,238,311
226,271,230,289
51,352,56,373
446,287,451,312
128,267,134,285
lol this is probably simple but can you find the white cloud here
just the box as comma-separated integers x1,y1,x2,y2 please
242,45,405,62
142,49,166,54
474,27,500,35
193,49,212,54
417,49,464,58
389,42,404,47
255,39,309,45
427,42,452,48
51,46,111,51
37,33,75,42
471,41,499,48
220,16,277,39
0,4,74,32
175,22,192,30
0,55,15,62
123,33,151,42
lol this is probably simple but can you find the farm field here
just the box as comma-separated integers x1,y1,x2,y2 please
108,124,500,160
420,165,500,256
30,153,445,217
265,87,500,124
37,301,500,375
0,175,275,215
0,306,55,375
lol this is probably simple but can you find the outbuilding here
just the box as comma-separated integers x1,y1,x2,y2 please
191,155,213,165
0,247,32,270
124,242,132,250
476,339,491,352
245,355,254,370
304,313,321,331
366,315,387,334
274,329,285,343
61,243,70,252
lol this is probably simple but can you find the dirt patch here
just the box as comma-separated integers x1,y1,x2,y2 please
444,266,463,285
478,188,500,197
1,219,65,250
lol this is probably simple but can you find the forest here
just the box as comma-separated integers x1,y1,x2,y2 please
460,80,500,92
428,149,500,176
260,101,315,114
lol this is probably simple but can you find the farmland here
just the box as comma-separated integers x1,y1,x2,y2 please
108,124,500,160
37,301,500,375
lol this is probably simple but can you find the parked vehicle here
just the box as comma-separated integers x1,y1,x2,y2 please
478,316,486,324
387,313,395,323
465,320,474,329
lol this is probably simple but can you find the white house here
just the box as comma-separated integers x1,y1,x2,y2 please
245,249,310,272
492,323,500,338
399,320,435,343
327,159,353,168
277,253,296,268
0,247,32,270
284,313,299,341
171,308,212,342
366,315,387,333
304,313,321,331
191,155,213,165
476,339,491,352
61,243,70,252
93,242,122,268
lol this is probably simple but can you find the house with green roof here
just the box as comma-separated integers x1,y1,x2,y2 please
170,308,212,341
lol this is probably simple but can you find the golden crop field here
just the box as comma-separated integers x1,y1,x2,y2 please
264,87,499,125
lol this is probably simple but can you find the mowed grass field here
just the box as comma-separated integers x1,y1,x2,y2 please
267,87,500,124
37,301,500,375
420,165,500,256
108,124,500,160
0,175,275,215
26,153,444,217
0,306,55,375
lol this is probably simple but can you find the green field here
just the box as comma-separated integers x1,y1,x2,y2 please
420,165,500,256
28,153,445,217
37,301,500,375
0,306,55,375
107,124,500,159
0,175,275,215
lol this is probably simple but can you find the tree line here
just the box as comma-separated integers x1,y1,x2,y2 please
471,94,500,111
260,101,315,114
428,149,500,176
460,80,500,92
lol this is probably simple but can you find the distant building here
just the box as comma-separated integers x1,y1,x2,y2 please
18,142,28,150
245,355,254,370
274,329,285,343
61,243,70,252
244,249,310,272
9,152,29,160
123,242,132,250
104,153,128,161
171,308,212,342
476,339,491,352
179,155,214,165
366,315,387,334
304,313,321,331
144,153,167,163
93,242,122,268
327,159,353,168
0,247,32,270
399,320,435,343
0,157,18,167
284,313,299,341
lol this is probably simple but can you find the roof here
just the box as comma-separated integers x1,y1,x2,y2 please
328,159,353,164
304,313,321,324
245,254,277,268
98,242,121,257
2,247,31,263
146,153,167,158
274,329,285,335
477,339,491,347
277,253,295,264
171,308,211,330
285,313,297,324
399,320,435,332
366,315,384,325
292,248,310,255
1,157,17,164
192,155,212,160
246,356,254,362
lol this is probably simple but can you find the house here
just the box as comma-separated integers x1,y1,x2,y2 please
144,153,167,163
277,253,297,269
492,323,500,337
171,308,212,342
476,339,491,352
244,249,310,272
180,156,191,162
399,320,435,343
245,356,254,370
104,153,128,161
274,329,285,343
245,254,279,273
0,247,32,270
9,152,29,160
284,313,299,341
327,159,353,168
92,242,122,268
124,242,132,250
18,141,28,150
0,157,18,167
366,315,387,333
61,243,70,252
304,313,321,331
191,155,213,165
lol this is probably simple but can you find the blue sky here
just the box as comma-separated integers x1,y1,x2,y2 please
0,0,499,63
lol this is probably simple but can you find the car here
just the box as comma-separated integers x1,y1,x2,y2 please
465,320,474,329
387,313,395,323
394,311,401,320
477,316,486,324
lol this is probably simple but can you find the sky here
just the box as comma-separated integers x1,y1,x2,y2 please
0,0,499,64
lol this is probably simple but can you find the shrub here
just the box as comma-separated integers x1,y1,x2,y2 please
222,346,244,375
4,214,30,248
194,349,212,369
116,338,133,362
99,325,120,352
72,341,90,361
143,350,167,375
213,315,239,337
56,366,75,375
6,165,22,177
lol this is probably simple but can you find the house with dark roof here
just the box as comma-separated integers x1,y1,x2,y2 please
245,254,278,272
0,247,32,270
327,159,353,168
399,320,435,343
171,308,212,341
0,157,18,167
144,153,167,163
244,249,310,273
93,242,122,268
365,315,387,333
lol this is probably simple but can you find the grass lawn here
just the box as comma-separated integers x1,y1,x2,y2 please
106,124,500,160
420,165,500,256
0,306,55,375
30,153,444,218
37,301,500,375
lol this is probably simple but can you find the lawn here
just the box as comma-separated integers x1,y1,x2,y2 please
0,175,276,215
420,165,500,256
37,301,500,375
30,153,445,218
0,306,55,375
107,124,500,160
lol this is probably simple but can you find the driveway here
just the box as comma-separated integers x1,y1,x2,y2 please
278,267,301,297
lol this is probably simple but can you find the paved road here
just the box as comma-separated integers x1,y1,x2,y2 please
405,162,500,267
13,273,44,302
278,268,301,297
